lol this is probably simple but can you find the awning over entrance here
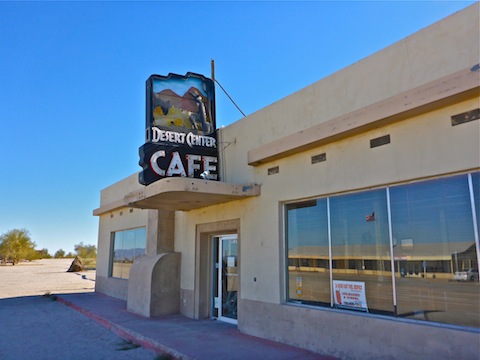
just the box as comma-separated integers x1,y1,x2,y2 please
126,178,261,211
94,178,261,215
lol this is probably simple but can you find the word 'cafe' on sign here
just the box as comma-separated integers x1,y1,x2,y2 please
150,150,218,179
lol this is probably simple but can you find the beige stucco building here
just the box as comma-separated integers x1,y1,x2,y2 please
94,4,480,359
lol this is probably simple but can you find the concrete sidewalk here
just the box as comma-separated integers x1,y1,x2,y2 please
57,292,335,360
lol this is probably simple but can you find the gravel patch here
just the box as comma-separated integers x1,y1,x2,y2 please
0,259,158,359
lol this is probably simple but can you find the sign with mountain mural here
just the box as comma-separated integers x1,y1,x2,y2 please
139,73,218,185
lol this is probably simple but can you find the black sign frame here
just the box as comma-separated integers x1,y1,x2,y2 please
139,72,218,186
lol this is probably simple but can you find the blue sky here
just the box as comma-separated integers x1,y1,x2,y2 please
0,1,475,255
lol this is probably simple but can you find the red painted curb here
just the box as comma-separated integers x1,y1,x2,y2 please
56,296,191,360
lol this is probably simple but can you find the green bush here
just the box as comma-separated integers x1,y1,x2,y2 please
73,242,97,270
54,249,66,258
0,229,36,265
74,242,97,259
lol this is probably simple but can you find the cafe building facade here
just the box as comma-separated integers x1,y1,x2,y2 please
94,4,480,359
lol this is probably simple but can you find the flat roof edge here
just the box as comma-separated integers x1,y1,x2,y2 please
93,199,129,216
248,65,480,166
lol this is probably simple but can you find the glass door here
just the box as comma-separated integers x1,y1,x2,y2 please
214,235,238,324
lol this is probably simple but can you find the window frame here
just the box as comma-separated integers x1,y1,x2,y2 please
109,226,146,280
283,171,480,328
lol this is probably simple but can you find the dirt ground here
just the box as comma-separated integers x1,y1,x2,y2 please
0,258,157,359
0,258,95,299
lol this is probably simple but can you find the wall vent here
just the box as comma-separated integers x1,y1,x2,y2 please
311,153,326,164
370,135,391,148
268,166,279,175
451,108,480,126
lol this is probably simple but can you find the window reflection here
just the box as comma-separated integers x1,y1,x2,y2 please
390,175,479,327
472,172,480,229
111,227,146,279
285,172,479,328
112,231,124,278
286,199,330,305
330,189,393,314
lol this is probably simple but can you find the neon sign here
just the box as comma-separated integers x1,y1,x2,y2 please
139,73,218,185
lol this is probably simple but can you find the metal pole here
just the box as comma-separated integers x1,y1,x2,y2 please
211,59,215,82
387,187,398,316
327,197,333,307
468,173,480,278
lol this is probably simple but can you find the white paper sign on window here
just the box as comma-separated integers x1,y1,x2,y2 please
333,280,368,312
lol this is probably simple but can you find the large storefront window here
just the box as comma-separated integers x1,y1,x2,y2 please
390,175,478,326
285,172,479,328
330,189,393,315
472,172,480,230
286,199,329,305
110,227,146,279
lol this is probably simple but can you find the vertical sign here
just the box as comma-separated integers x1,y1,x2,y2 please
296,276,303,297
139,72,218,185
